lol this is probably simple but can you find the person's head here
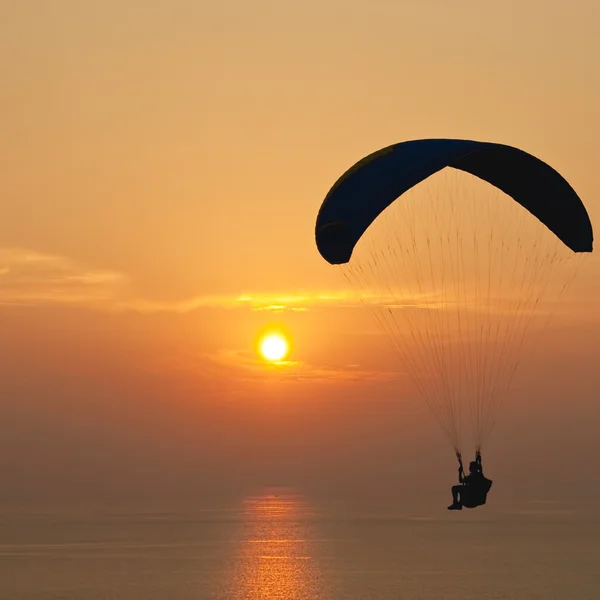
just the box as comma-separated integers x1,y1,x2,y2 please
469,461,480,474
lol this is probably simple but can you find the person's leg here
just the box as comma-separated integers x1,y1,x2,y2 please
448,485,464,509
452,485,462,504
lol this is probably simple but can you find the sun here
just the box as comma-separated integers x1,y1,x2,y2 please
259,333,289,362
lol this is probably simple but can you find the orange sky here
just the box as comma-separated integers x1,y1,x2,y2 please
1,0,599,508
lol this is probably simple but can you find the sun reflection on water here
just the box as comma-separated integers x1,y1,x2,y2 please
220,490,323,600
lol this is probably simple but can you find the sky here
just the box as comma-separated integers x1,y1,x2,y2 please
1,0,599,509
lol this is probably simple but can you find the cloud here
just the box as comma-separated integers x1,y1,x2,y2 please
0,247,377,313
117,290,445,314
118,290,368,313
1,246,596,326
0,247,128,306
200,348,402,385
146,345,403,391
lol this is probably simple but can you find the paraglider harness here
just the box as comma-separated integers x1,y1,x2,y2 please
456,451,493,508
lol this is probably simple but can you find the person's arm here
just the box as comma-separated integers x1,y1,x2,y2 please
476,451,484,474
457,452,464,483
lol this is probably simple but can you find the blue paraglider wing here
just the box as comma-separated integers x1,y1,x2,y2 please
315,139,593,265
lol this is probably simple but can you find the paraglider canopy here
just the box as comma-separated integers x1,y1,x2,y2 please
316,139,593,264
314,138,593,455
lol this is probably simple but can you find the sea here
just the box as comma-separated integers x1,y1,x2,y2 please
1,490,599,599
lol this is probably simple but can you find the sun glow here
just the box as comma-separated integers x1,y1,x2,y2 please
259,333,289,362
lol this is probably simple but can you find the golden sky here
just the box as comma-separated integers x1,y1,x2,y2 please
1,0,599,507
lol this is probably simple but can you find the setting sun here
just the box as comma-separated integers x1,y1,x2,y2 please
259,334,289,362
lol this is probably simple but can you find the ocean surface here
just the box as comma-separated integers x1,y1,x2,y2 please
1,491,599,599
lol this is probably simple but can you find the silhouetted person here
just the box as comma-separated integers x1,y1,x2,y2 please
448,451,492,510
